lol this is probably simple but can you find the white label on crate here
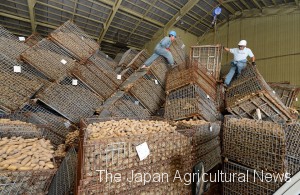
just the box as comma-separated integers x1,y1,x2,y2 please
106,55,109,58
72,79,78,86
256,108,262,120
18,37,25,41
134,101,139,105
296,98,298,101
13,66,21,73
209,126,213,132
61,59,67,65
206,95,210,99
181,44,185,49
272,90,276,94
154,80,158,85
81,36,84,40
136,142,150,161
117,75,122,80
64,121,71,128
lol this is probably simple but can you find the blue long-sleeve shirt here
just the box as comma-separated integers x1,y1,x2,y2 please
156,37,171,49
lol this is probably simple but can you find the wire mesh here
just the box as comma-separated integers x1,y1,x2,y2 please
166,67,218,102
223,161,284,195
0,169,57,195
50,20,99,63
190,45,222,80
285,122,300,158
71,63,118,100
24,33,43,47
99,91,151,118
170,37,187,65
36,76,103,123
223,116,287,174
128,73,166,114
48,147,77,195
0,118,42,138
198,146,221,172
216,83,225,112
118,49,139,67
269,83,300,108
126,49,149,70
78,117,192,189
149,56,169,88
0,54,43,113
20,38,77,82
286,155,300,177
0,25,29,61
228,91,297,124
96,50,118,69
164,84,219,121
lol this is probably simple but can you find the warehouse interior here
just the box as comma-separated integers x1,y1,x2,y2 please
0,0,300,194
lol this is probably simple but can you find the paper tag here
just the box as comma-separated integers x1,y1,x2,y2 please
154,80,158,85
206,95,210,99
181,44,185,49
72,79,78,86
134,101,139,105
13,66,21,73
61,59,67,65
272,91,276,94
296,98,298,102
81,36,84,40
256,108,262,120
136,142,150,161
117,75,122,80
106,55,108,58
18,37,25,41
64,121,71,128
209,126,213,132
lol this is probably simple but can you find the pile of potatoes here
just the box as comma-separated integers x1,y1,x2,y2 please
54,144,66,158
0,136,55,171
65,130,79,147
174,119,207,126
86,119,177,140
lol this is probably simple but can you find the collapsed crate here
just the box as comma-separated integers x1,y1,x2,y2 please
223,116,287,174
36,77,103,123
121,71,165,114
175,120,221,167
223,161,285,195
226,64,297,123
24,33,43,47
166,67,218,102
71,62,119,100
164,84,219,121
190,45,222,80
48,147,77,195
77,118,192,191
269,82,300,108
149,56,169,87
49,20,99,63
20,38,76,81
0,25,29,60
0,123,57,194
98,91,151,118
170,37,187,65
0,54,43,114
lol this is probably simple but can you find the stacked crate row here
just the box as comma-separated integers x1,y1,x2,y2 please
163,45,223,175
222,56,299,193
77,118,193,194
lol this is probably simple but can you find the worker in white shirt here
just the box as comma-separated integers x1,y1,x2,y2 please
223,40,256,87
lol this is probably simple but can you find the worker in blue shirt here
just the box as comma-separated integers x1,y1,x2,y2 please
223,40,256,87
140,30,177,70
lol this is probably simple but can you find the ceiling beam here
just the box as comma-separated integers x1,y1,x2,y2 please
95,0,164,27
27,0,37,32
240,0,251,9
251,0,262,9
295,0,299,7
98,0,122,43
218,0,236,15
164,0,200,31
71,0,78,20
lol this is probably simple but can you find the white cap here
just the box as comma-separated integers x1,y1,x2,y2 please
238,40,247,46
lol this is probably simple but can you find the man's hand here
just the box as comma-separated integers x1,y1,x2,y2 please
166,48,170,51
252,61,256,66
